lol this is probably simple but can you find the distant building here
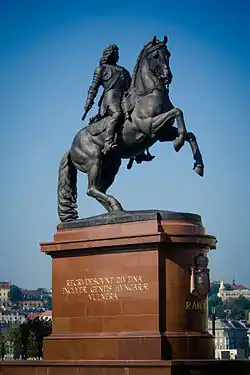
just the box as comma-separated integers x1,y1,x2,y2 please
19,300,44,309
21,289,43,300
208,318,249,357
0,282,10,302
27,310,52,321
215,348,245,360
218,280,250,302
39,310,52,320
0,309,27,325
41,288,52,298
21,287,52,301
239,320,250,348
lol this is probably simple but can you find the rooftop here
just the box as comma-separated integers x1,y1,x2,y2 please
0,282,10,289
27,310,52,320
208,318,250,330
231,284,248,291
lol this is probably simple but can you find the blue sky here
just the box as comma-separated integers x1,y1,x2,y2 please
1,0,250,289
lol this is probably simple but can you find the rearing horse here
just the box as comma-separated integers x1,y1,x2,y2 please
58,36,204,222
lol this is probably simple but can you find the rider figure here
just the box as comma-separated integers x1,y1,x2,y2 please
82,44,131,155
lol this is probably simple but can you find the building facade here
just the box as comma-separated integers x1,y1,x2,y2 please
208,318,249,357
218,280,250,302
27,310,52,321
0,282,10,302
19,300,44,309
0,310,27,324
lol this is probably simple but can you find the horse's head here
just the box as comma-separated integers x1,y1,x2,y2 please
147,36,173,86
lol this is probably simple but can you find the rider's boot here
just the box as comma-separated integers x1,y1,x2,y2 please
102,115,120,155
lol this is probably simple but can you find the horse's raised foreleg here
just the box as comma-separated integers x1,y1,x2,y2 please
186,132,204,177
173,108,187,152
151,108,187,152
87,156,123,212
159,126,204,177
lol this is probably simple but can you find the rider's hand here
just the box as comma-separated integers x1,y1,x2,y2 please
84,101,93,112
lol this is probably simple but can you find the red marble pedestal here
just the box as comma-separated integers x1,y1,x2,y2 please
40,210,216,361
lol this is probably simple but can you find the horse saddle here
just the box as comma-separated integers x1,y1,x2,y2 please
87,116,109,136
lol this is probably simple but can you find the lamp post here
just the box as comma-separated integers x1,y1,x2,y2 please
212,305,216,336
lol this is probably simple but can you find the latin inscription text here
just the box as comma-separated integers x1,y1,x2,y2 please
62,275,149,301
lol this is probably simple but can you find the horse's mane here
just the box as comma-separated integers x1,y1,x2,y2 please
130,39,161,89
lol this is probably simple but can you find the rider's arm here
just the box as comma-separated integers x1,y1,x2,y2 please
84,66,103,110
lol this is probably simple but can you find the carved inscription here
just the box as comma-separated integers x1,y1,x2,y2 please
185,300,207,312
62,275,149,301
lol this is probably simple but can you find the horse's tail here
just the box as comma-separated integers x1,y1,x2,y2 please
57,150,78,222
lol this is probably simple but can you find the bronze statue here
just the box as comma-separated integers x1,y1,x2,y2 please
58,36,204,222
81,44,131,155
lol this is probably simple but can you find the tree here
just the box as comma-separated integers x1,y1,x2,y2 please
8,326,22,359
208,294,222,306
214,304,226,319
208,294,223,316
19,321,30,359
8,285,23,303
8,318,52,360
235,296,250,310
7,318,52,360
208,294,227,318
226,296,250,320
208,282,220,297
43,296,52,310
27,331,39,359
0,334,7,360
29,318,52,358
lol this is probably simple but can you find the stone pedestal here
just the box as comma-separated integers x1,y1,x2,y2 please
1,360,250,375
40,210,216,361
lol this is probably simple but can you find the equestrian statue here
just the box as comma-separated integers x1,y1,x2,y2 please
57,36,204,222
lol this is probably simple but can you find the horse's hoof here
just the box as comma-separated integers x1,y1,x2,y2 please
110,203,123,211
147,155,155,162
194,165,204,177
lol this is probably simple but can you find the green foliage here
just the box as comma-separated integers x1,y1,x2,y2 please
234,296,250,310
23,291,41,301
226,296,250,320
208,293,223,316
27,331,39,359
43,296,52,310
0,334,7,360
6,318,52,360
208,293,222,306
208,282,220,297
17,318,51,359
208,292,250,320
208,282,233,298
19,320,30,359
8,285,23,303
8,326,22,359
214,304,226,319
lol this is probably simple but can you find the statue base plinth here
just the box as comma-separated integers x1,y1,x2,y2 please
1,360,250,375
40,210,216,361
